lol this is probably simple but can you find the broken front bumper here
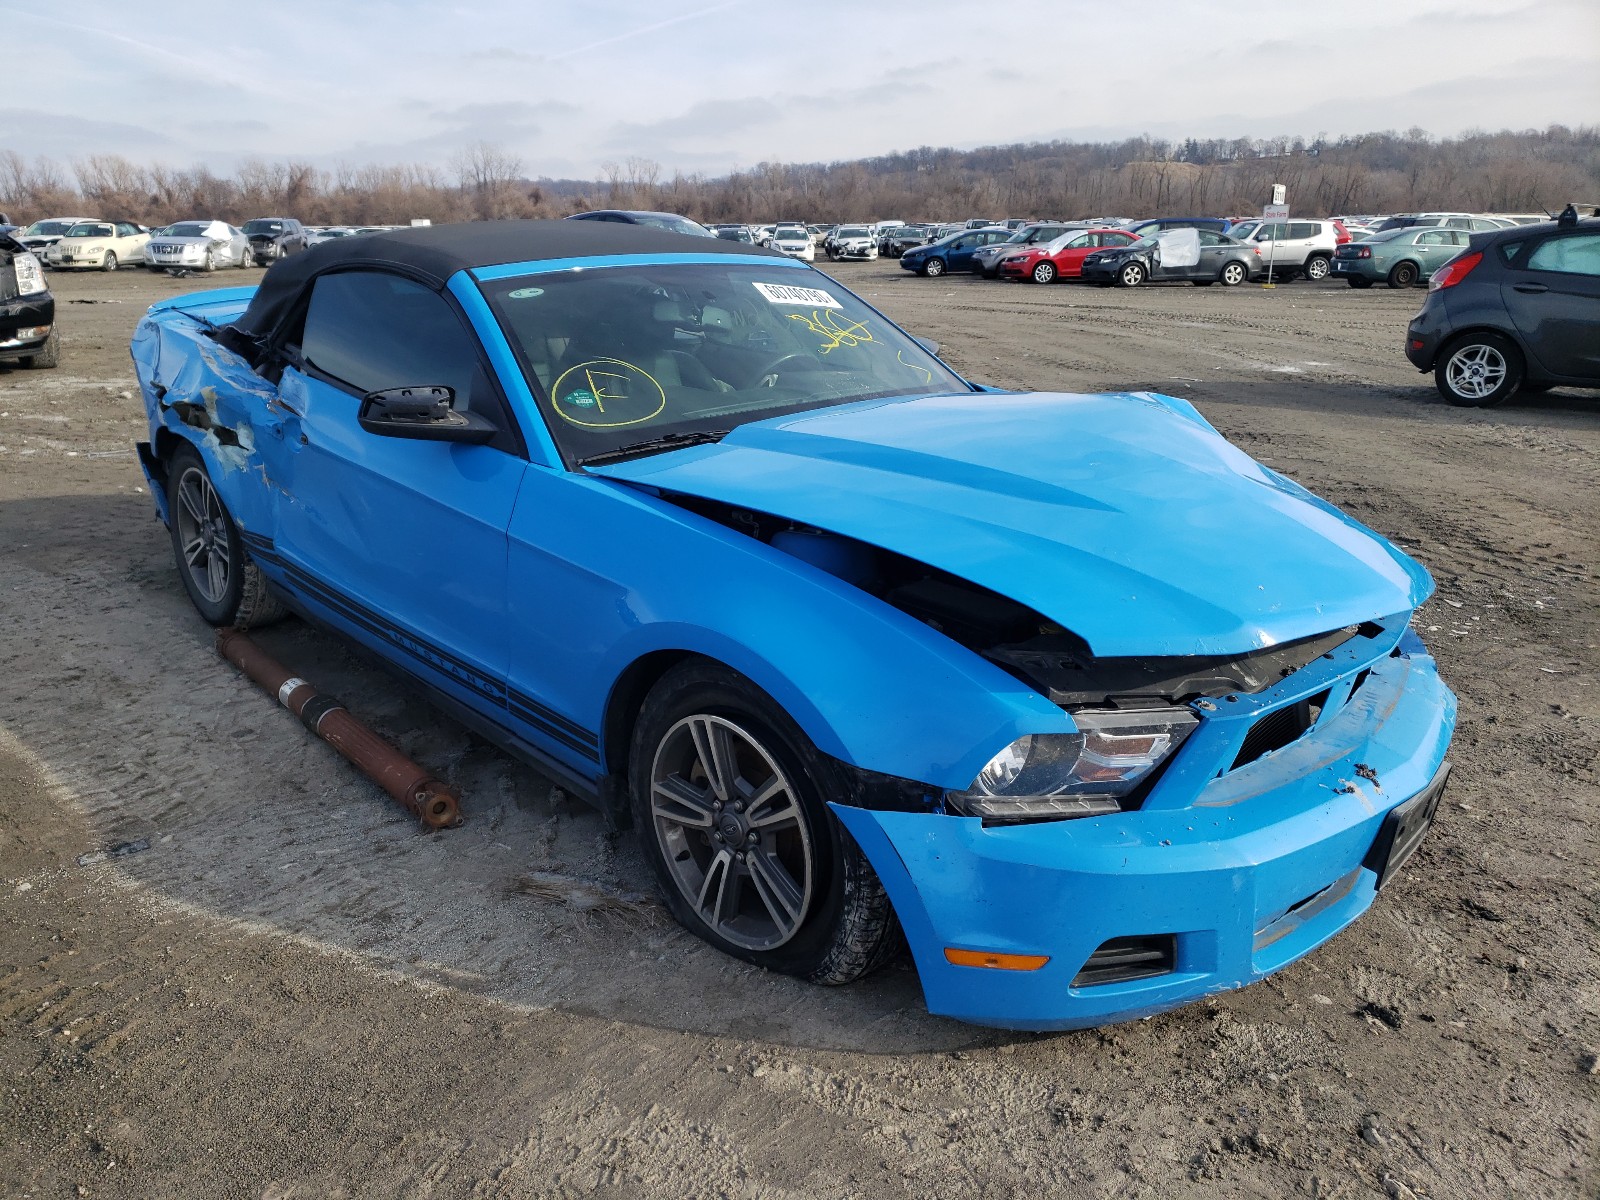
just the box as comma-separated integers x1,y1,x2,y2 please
833,632,1456,1031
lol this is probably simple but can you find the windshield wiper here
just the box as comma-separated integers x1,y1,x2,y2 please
577,429,730,467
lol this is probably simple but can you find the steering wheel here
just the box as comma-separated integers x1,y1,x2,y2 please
755,353,847,388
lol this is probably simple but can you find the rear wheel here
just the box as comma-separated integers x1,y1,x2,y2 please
101,251,118,273
1303,255,1332,281
1435,332,1523,407
630,661,900,985
165,444,288,627
1387,261,1419,289
1220,261,1248,286
1031,261,1056,284
1116,261,1146,287
923,257,946,277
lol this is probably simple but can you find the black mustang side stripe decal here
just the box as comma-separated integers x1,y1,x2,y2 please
237,530,601,760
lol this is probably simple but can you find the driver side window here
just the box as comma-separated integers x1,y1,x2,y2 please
298,271,520,453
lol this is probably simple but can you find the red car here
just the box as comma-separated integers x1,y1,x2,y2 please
996,228,1139,283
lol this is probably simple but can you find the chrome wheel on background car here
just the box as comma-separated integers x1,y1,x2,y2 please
1304,256,1331,281
1032,261,1056,284
1220,261,1247,286
1117,262,1146,287
923,257,946,277
101,251,118,273
1437,334,1522,407
649,713,813,951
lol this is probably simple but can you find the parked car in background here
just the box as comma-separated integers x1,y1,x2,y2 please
45,220,150,271
1406,214,1600,406
144,220,253,272
1080,229,1260,287
1129,218,1231,236
899,227,1012,276
713,225,756,243
1333,228,1472,289
827,225,879,260
963,218,995,229
565,210,715,237
306,227,356,247
1224,219,1340,280
769,225,816,262
808,224,832,246
244,217,309,265
971,222,1078,278
997,227,1140,284
12,216,94,260
884,225,932,258
0,232,56,367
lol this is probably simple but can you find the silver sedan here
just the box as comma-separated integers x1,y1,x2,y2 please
144,220,254,273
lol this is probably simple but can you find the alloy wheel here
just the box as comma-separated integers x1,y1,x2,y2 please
649,714,814,951
1444,344,1507,401
174,466,231,604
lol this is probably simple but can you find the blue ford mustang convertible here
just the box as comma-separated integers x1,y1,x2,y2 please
130,221,1456,1030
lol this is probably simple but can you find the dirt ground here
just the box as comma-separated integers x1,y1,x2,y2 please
1,258,1595,1199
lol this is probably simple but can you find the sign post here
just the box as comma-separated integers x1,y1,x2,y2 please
1261,196,1290,287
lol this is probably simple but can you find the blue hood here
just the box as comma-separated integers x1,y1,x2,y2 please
589,391,1431,658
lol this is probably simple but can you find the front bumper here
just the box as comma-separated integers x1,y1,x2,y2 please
1078,260,1121,282
0,294,54,362
833,631,1456,1030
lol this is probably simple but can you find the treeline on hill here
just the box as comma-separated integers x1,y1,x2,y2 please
2,126,1596,228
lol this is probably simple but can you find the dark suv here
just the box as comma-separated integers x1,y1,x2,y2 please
244,217,309,265
0,232,57,368
1405,212,1600,407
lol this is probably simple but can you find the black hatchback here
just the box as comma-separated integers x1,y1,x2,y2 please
1405,212,1600,406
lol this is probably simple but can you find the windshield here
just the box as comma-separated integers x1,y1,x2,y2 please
630,214,714,237
244,219,285,234
484,262,966,465
24,220,80,237
166,223,214,238
775,228,807,240
836,226,869,238
66,223,115,238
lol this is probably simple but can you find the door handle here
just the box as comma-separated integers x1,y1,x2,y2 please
1512,283,1548,294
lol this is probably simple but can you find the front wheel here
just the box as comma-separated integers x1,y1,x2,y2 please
202,249,216,272
165,444,288,627
20,327,59,369
1219,261,1248,286
1031,261,1056,284
1435,333,1523,407
923,257,946,277
630,661,900,984
101,251,118,273
1116,261,1146,287
1303,255,1331,281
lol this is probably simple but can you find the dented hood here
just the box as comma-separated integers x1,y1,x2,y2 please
588,391,1431,658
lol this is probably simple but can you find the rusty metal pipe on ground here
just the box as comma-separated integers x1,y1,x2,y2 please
215,628,462,829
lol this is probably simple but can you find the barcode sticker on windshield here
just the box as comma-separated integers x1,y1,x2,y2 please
752,282,842,309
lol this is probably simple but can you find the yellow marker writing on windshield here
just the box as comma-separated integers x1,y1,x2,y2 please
787,308,877,354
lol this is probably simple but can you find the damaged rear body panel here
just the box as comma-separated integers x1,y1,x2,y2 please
129,225,1455,1031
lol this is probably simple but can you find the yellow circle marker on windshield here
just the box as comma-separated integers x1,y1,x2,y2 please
550,357,667,429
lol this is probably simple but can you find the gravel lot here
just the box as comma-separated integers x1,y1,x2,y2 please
1,259,1595,1199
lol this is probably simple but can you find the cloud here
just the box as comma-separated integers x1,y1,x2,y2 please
0,109,175,158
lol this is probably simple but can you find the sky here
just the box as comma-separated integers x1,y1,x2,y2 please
4,0,1597,181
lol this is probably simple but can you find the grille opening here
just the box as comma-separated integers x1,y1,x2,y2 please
1231,689,1332,771
1070,934,1176,988
1350,667,1372,697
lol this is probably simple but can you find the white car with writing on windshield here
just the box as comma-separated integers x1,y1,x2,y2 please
45,220,150,271
768,225,816,262
827,225,878,261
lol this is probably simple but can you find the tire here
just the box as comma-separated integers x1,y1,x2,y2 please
165,444,288,627
1387,261,1419,289
20,327,60,369
1220,260,1249,286
1031,261,1057,284
1116,261,1146,287
924,257,946,277
629,660,900,985
202,249,216,272
1347,276,1373,289
239,246,253,269
1303,255,1331,281
1434,332,1523,407
101,251,118,273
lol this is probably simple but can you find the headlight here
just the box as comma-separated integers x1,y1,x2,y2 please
13,252,46,295
947,708,1197,823
85,245,103,254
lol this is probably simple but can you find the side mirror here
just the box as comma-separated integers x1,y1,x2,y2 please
357,385,495,444
914,337,942,357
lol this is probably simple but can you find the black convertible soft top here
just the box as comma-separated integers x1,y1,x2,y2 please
229,218,780,342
